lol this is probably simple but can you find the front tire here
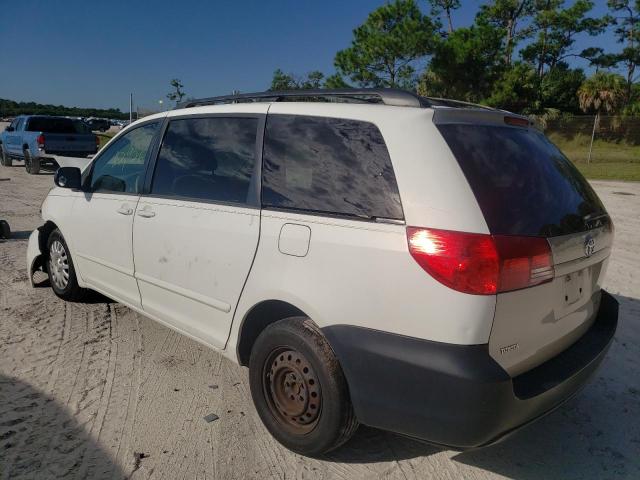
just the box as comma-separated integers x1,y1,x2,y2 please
0,145,11,167
249,317,358,456
47,229,86,301
24,149,40,174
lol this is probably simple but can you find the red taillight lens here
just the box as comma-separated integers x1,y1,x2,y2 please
407,227,554,295
504,116,530,127
95,135,100,148
493,235,554,292
37,134,45,148
407,227,499,294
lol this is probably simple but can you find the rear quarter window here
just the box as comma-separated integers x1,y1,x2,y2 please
262,115,403,220
437,124,607,237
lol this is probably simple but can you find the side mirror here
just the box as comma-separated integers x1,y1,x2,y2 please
5,126,14,132
54,167,82,189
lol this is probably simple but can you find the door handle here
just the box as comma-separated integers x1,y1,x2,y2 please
137,208,156,218
117,205,133,215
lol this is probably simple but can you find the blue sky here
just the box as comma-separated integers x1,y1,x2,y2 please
0,0,620,112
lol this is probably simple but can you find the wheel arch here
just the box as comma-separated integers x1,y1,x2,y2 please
236,299,309,366
38,220,59,254
26,221,59,284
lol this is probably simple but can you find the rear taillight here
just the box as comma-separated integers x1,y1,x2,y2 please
37,134,45,149
504,116,530,127
493,235,554,292
407,227,554,295
95,135,100,149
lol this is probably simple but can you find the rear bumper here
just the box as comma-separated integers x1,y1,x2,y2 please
322,290,618,449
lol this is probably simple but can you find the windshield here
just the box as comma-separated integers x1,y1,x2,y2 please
437,124,607,237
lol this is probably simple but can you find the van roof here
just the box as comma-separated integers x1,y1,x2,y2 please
177,88,499,111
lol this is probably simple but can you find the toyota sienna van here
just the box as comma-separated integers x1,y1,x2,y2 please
26,89,618,455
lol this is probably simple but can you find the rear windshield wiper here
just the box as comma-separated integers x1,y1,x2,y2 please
265,206,404,224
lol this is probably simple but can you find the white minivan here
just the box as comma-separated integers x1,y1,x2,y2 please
27,89,618,456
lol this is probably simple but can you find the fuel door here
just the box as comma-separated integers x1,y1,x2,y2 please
278,223,311,257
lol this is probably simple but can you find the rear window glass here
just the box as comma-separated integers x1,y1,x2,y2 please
262,115,403,220
437,124,606,237
26,117,88,134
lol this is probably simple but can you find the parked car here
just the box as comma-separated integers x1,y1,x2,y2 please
26,89,618,456
85,118,111,132
0,115,98,174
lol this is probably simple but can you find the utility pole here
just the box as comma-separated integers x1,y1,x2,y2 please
129,93,133,123
587,113,598,164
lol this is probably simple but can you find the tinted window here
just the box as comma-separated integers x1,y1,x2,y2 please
151,117,257,204
26,117,88,134
262,115,403,220
90,122,158,193
437,124,607,236
15,118,25,131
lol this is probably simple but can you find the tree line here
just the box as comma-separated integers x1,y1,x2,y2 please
0,98,129,120
270,0,640,117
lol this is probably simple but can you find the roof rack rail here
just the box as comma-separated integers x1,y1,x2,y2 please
178,88,426,109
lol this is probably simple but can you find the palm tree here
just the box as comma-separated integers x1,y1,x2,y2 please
577,73,626,163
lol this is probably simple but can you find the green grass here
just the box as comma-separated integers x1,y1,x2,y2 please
96,132,115,149
572,162,640,181
548,132,640,181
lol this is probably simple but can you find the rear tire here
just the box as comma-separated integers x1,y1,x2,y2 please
249,317,358,456
0,145,11,167
24,149,40,174
46,229,87,301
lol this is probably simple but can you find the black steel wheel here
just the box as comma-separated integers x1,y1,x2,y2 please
249,317,358,456
263,347,322,434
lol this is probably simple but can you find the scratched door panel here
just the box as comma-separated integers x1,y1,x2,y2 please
132,198,260,349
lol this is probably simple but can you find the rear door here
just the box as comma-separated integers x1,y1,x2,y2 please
132,113,263,348
70,120,161,307
436,117,613,376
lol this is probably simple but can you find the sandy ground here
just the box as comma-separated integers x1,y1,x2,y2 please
0,165,639,480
